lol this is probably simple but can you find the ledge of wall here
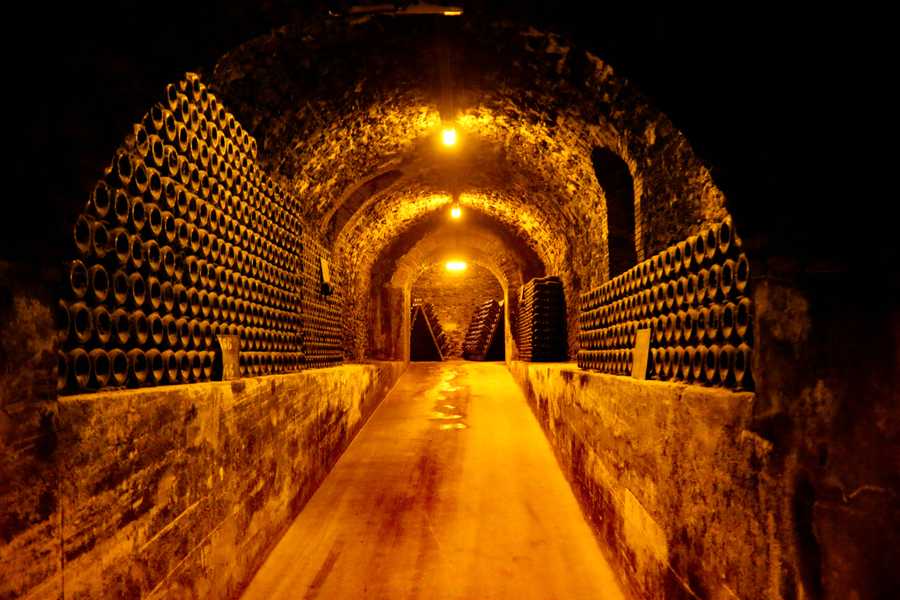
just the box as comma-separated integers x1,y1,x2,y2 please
508,361,776,600
2,361,405,599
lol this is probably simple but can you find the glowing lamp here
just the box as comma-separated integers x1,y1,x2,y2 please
445,260,467,272
450,205,462,219
441,128,457,147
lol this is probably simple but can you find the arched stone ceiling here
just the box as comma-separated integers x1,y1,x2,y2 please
12,2,841,278
346,212,543,359
387,224,542,294
336,187,562,279
350,202,547,313
209,16,728,286
206,14,733,360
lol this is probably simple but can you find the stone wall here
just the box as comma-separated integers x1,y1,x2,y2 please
509,361,777,599
509,279,900,600
0,261,60,600
411,262,503,358
746,273,900,600
0,361,405,599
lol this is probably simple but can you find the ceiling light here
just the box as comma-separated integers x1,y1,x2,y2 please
441,128,457,147
445,260,467,272
450,204,461,219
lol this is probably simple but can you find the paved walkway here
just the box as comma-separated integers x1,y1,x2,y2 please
242,361,626,600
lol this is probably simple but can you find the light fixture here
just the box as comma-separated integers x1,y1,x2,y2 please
441,128,457,147
445,260,467,272
450,204,461,219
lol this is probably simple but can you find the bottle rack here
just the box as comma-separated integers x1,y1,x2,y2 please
577,217,753,390
517,276,566,362
463,299,504,360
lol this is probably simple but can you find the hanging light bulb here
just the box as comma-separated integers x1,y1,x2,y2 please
445,260,467,272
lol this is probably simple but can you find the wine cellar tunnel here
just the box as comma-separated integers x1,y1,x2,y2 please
2,3,897,600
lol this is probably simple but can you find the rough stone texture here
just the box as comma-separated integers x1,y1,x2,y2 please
411,262,503,358
1,362,404,599
510,333,900,600
0,262,62,600
208,18,728,361
746,274,900,600
211,19,727,260
509,361,778,599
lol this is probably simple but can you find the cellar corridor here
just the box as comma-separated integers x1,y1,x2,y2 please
2,3,897,600
241,362,624,600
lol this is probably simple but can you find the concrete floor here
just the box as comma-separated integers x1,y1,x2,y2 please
242,361,626,600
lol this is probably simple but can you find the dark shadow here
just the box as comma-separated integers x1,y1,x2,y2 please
410,306,443,361
592,147,637,277
463,299,505,361
484,310,506,360
793,473,824,600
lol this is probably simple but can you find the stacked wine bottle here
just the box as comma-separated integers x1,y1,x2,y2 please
57,72,310,393
463,299,502,360
577,217,753,390
301,235,344,369
421,303,452,358
517,276,566,361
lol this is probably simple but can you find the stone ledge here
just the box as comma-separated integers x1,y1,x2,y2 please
59,361,401,404
5,361,406,600
508,359,770,600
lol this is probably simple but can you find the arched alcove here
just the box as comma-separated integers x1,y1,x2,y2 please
592,146,637,277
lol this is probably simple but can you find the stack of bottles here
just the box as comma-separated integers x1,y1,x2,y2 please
410,302,451,360
57,72,307,392
577,217,754,390
463,299,503,360
421,303,451,358
301,236,344,369
517,276,566,361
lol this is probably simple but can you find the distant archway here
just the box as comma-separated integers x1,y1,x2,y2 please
411,261,503,359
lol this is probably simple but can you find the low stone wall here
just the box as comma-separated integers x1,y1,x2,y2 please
508,361,777,600
2,362,405,599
